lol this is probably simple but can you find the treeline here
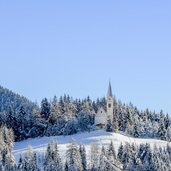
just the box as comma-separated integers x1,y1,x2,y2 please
106,101,171,141
2,125,171,171
0,86,37,114
117,142,171,171
0,95,96,141
0,85,171,142
14,141,171,171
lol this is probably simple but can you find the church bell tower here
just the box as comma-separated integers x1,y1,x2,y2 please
107,82,114,121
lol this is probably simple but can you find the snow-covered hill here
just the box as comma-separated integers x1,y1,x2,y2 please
13,130,170,164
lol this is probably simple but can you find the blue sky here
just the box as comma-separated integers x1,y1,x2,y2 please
0,1,171,113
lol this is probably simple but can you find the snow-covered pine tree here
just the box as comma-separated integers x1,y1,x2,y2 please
98,145,122,171
158,118,166,140
164,113,170,130
66,139,83,171
107,141,116,161
17,106,28,141
112,111,119,132
90,143,100,170
29,107,47,138
49,96,58,125
40,98,51,120
77,109,94,132
106,118,113,132
53,141,63,171
17,154,24,171
98,146,107,171
151,146,161,171
166,126,171,141
127,155,143,171
22,146,39,171
0,126,15,170
121,143,133,170
138,143,155,171
6,106,14,129
44,139,63,171
63,118,78,135
117,143,124,162
79,145,87,171
133,123,139,138
64,161,69,171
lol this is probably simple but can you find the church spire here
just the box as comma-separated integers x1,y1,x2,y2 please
107,81,113,98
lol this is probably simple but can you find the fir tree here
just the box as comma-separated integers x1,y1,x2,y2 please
112,112,118,132
106,118,113,132
17,106,28,141
117,143,124,161
44,139,63,171
133,123,139,138
164,113,170,130
108,141,116,161
40,98,51,120
17,154,24,171
158,119,166,140
90,144,100,171
6,106,14,129
0,126,15,170
66,139,83,171
79,145,87,171
98,146,107,171
64,161,69,171
22,146,39,171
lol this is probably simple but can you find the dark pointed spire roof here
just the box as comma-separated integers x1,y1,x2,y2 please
107,81,113,98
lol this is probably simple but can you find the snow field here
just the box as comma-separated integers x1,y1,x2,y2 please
13,130,170,165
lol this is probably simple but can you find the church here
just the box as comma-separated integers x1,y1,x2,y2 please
95,82,114,128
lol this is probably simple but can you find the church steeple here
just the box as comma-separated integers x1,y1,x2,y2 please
107,81,113,98
107,81,114,122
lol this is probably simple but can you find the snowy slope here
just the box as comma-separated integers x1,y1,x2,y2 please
13,130,170,164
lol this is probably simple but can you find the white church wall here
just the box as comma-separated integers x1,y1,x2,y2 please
95,116,107,125
95,108,107,125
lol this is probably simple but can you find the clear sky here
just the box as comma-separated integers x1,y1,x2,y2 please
0,1,171,113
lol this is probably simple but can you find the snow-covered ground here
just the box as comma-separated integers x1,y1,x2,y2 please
13,130,170,164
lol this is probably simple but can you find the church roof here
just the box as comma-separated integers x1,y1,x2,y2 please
107,81,113,98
